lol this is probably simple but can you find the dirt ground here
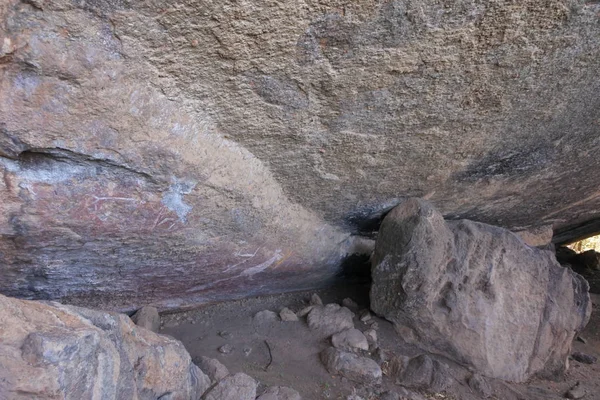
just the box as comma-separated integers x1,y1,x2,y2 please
161,286,600,400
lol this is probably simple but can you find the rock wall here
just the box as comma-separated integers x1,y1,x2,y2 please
1,0,600,310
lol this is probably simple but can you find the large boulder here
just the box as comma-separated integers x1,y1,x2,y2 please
371,198,591,382
0,293,209,399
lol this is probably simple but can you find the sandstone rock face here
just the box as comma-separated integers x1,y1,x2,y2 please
1,0,600,309
371,198,592,382
0,293,209,400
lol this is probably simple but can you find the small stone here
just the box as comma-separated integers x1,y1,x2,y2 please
571,352,597,364
320,347,382,385
576,336,587,344
195,356,229,383
130,306,160,333
359,310,371,323
254,310,279,324
331,328,369,351
394,354,451,392
203,373,257,400
243,346,252,357
218,330,233,339
368,322,379,330
296,305,314,318
308,304,355,337
566,382,586,399
346,395,365,400
364,329,377,344
257,385,302,400
280,307,299,322
310,293,324,306
218,344,233,354
342,298,359,310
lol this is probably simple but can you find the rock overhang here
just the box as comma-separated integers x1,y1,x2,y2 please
1,0,600,310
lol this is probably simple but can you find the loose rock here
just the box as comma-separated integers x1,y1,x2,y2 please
0,294,209,399
572,352,597,365
130,306,160,333
218,344,233,354
320,347,382,385
254,310,280,324
331,328,369,352
566,382,586,399
296,306,314,318
280,307,299,322
195,356,229,383
364,329,377,344
308,304,355,337
203,373,257,400
392,354,451,392
359,310,372,323
310,293,324,306
371,198,592,382
257,385,302,400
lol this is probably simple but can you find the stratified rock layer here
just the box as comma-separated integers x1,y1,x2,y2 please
371,198,591,382
1,0,600,309
0,293,209,399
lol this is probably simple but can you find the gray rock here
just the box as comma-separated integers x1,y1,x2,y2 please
572,352,597,364
331,328,369,352
381,388,427,400
254,310,280,324
566,382,586,399
280,307,299,322
257,386,302,400
218,344,233,354
131,306,160,333
203,373,257,400
308,304,355,337
195,356,229,383
358,310,372,323
310,293,324,306
363,329,377,344
320,347,382,385
296,305,314,318
391,354,451,392
371,198,592,382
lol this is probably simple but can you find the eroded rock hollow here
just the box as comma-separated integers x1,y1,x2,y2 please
1,0,600,310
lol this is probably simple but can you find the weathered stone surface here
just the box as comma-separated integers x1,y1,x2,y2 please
130,306,160,332
307,304,355,337
331,328,369,352
202,373,257,400
257,386,302,400
1,0,600,309
390,354,452,392
371,198,592,382
195,356,230,384
280,307,299,322
320,347,382,385
0,293,209,400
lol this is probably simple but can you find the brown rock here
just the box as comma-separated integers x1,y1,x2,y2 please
0,294,209,400
203,373,257,400
320,347,382,385
195,356,229,383
307,304,354,337
371,198,591,382
130,306,160,332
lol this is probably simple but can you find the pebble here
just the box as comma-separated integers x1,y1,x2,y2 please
566,382,586,399
296,305,314,318
218,344,233,354
359,310,371,323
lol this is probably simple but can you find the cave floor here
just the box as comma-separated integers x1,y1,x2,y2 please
160,287,600,400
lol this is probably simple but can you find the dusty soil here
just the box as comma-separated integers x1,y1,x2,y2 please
161,286,600,400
